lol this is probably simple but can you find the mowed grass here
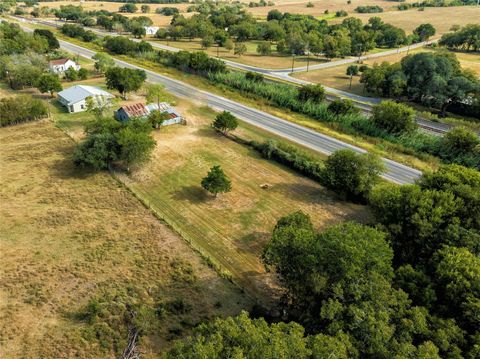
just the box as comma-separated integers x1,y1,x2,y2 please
113,101,371,299
293,47,480,96
0,118,252,358
48,81,370,300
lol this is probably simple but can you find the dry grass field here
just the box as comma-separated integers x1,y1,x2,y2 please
0,116,252,358
246,0,409,17
33,0,191,13
27,0,192,27
329,5,480,36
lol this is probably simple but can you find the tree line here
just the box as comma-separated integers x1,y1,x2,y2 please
360,49,480,117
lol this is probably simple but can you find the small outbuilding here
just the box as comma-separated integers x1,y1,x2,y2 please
57,85,114,113
114,102,183,126
49,58,80,74
144,26,159,35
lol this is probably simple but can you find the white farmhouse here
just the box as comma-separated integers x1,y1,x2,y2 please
49,58,80,74
144,26,159,35
57,85,114,113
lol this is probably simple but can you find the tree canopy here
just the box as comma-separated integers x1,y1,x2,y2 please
105,67,146,100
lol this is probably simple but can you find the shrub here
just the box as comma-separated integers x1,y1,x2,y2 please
245,71,264,82
327,99,358,115
0,95,48,127
371,101,417,135
297,84,326,103
322,149,384,200
355,5,383,12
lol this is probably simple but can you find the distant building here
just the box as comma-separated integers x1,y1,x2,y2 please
144,26,159,35
57,85,114,113
49,58,80,74
114,102,183,126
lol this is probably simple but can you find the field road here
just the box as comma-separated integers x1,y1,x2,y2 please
17,20,422,184
14,16,452,134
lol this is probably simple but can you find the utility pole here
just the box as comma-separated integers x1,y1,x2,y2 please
217,43,219,58
291,53,295,73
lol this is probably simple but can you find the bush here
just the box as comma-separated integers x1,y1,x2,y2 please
371,101,417,135
355,5,383,12
297,84,326,103
156,7,179,15
327,99,358,115
0,95,48,127
322,149,384,201
245,71,264,82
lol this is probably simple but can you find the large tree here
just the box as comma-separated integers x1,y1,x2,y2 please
35,73,62,97
105,67,146,100
263,214,434,356
73,117,155,171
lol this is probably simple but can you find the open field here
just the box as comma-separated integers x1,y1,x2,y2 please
293,47,480,96
0,114,252,358
330,5,480,36
243,0,412,17
45,76,370,299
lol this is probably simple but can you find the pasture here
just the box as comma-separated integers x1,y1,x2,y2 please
49,80,370,300
0,113,251,358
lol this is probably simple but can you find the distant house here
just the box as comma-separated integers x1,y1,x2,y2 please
49,58,80,74
114,102,183,126
57,85,114,113
144,26,159,35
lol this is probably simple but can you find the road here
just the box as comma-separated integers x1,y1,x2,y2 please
15,16,452,134
35,32,419,184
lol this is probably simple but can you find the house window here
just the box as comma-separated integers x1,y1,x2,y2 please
80,104,85,109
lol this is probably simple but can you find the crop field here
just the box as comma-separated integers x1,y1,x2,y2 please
0,113,252,358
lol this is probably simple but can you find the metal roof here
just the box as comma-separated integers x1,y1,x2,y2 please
57,85,113,105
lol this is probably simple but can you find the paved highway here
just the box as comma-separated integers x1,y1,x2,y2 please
17,19,422,183
16,16,452,134
48,35,420,184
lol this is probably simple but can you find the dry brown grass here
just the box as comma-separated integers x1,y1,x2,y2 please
0,119,251,359
246,0,405,17
329,5,480,36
